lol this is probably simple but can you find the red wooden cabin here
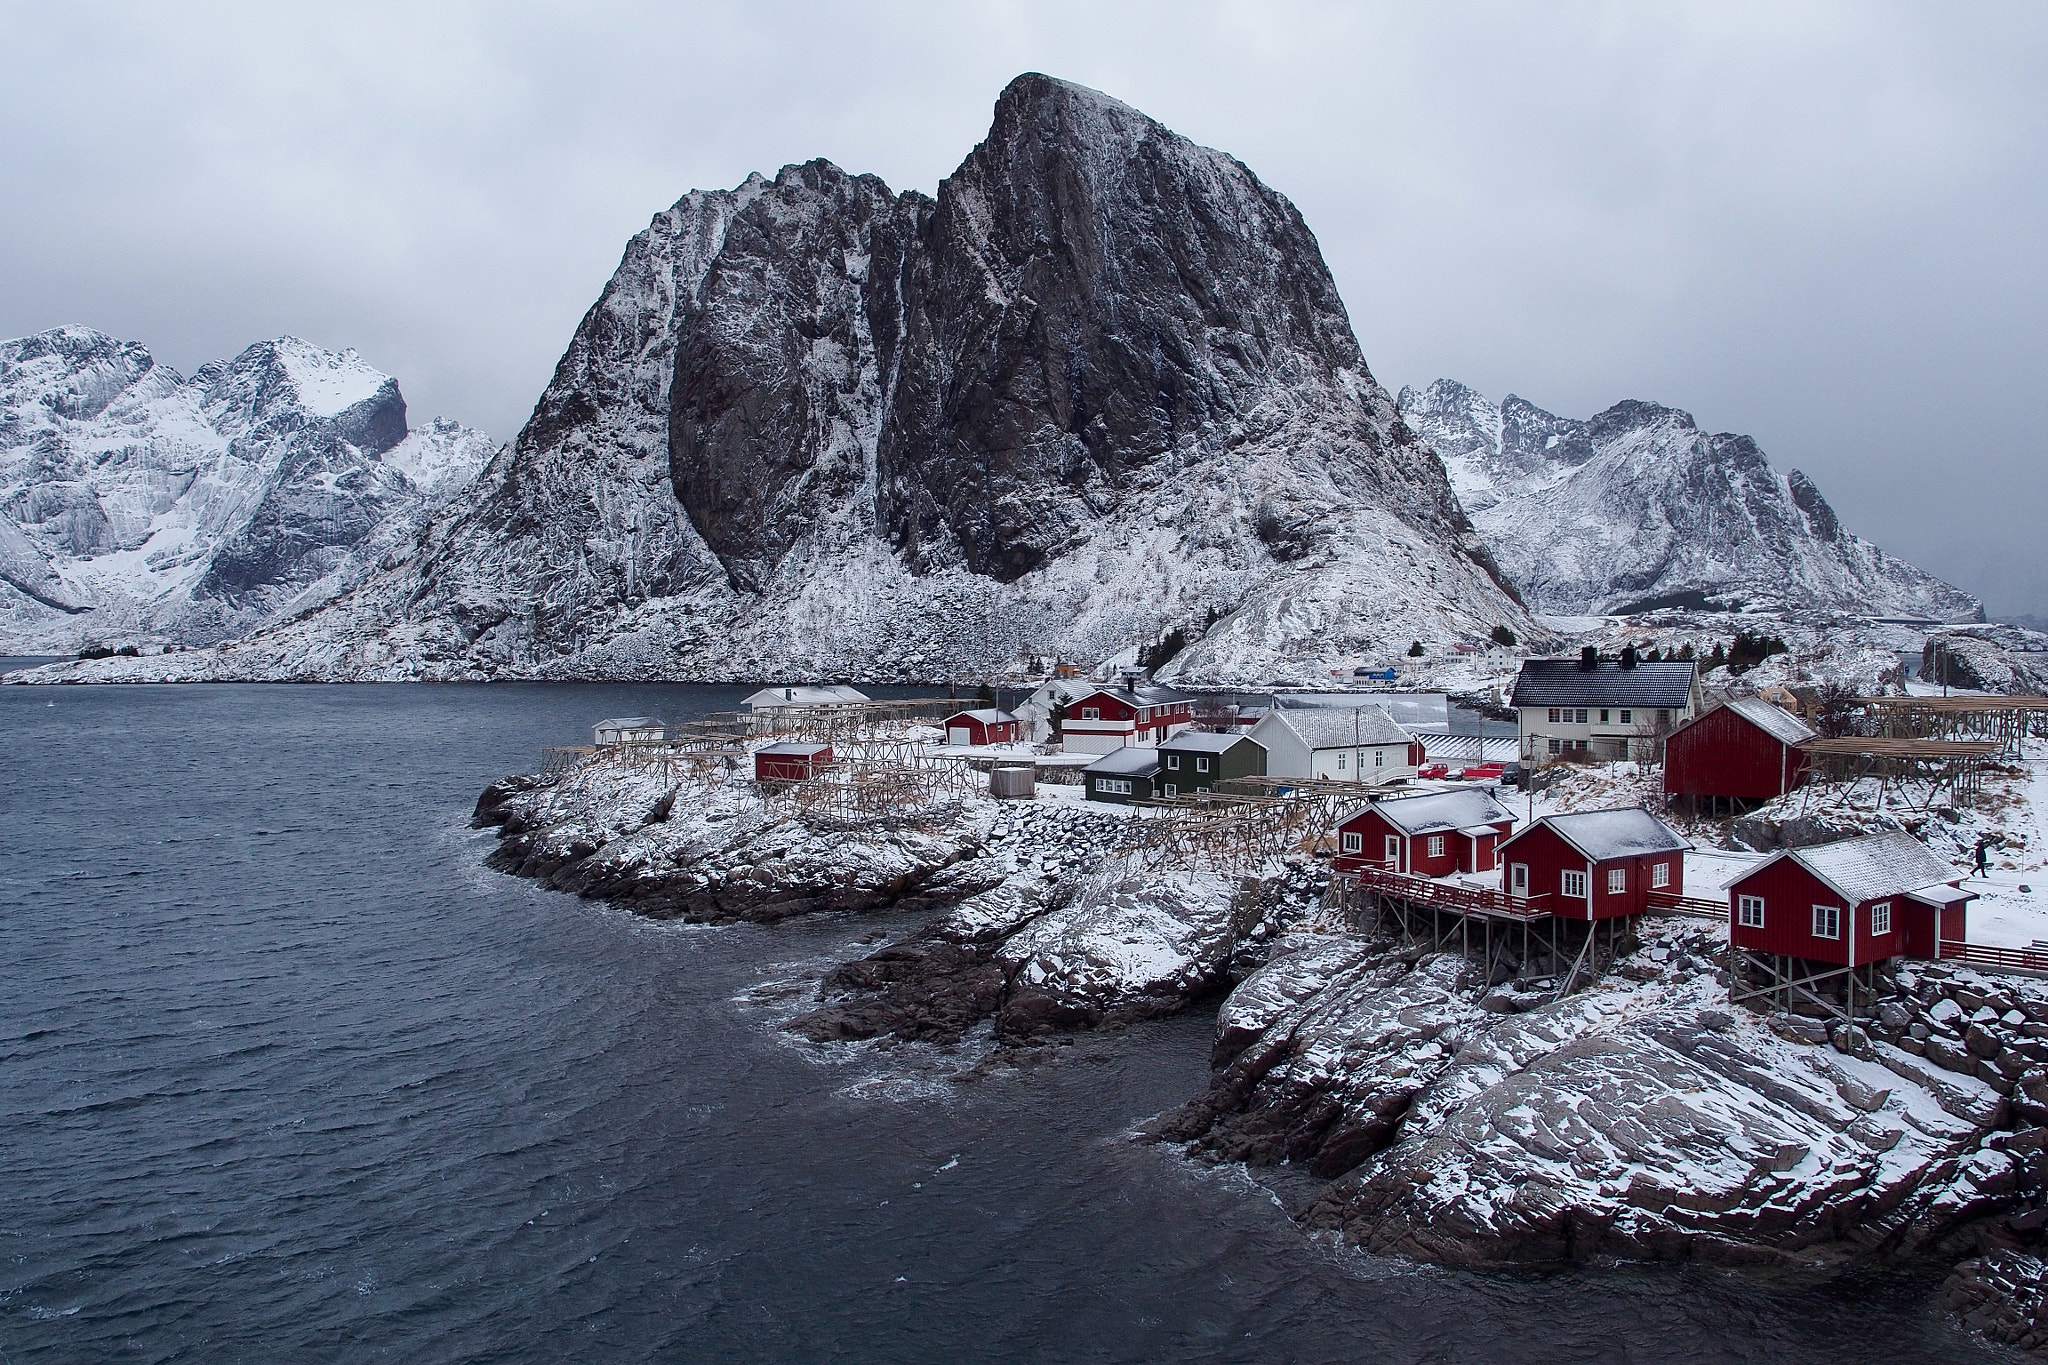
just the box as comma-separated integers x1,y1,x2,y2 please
1725,831,1973,966
943,708,1021,746
1663,696,1815,808
1497,808,1689,919
754,742,833,782
1335,789,1516,877
1060,687,1195,753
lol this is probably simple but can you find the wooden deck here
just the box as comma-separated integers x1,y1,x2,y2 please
1938,940,2048,976
1342,865,1555,921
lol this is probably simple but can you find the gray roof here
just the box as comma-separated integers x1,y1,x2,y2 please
743,684,869,708
1510,660,1696,710
1084,747,1163,776
758,741,832,755
1268,704,1413,750
595,716,668,729
1774,832,1957,904
1159,731,1263,756
1517,807,1690,862
1352,789,1515,836
947,708,1018,724
1713,695,1817,746
1086,684,1188,708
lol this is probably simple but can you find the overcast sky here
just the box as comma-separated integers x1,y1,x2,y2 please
3,2,2042,615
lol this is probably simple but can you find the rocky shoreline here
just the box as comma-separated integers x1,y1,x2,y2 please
476,756,2048,1351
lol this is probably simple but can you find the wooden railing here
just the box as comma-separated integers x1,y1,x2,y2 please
1645,890,1728,920
1344,866,1555,920
1938,941,2048,974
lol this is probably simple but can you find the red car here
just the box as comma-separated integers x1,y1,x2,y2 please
1463,762,1507,781
1417,763,1450,779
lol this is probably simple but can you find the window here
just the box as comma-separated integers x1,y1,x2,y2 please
1650,862,1670,888
1871,902,1892,935
1342,832,1363,853
1336,753,1347,770
1572,739,1589,752
1658,709,1671,725
1575,709,1588,724
1599,709,1610,724
1081,707,1099,720
1619,709,1633,725
1548,708,1561,723
1139,707,1150,722
1548,739,1562,755
1427,835,1446,858
1510,863,1529,896
1812,905,1841,939
1607,867,1626,894
1738,895,1764,928
1095,777,1131,795
1562,869,1589,898
1162,783,1177,798
1166,754,1181,770
1386,835,1401,864
1195,756,1210,773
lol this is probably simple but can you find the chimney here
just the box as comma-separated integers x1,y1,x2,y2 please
1579,646,1599,671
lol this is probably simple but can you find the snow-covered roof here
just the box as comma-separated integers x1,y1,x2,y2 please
1740,831,1959,904
1159,731,1261,755
1906,883,1974,909
946,707,1018,724
1266,704,1412,750
1516,807,1689,862
1084,683,1188,708
758,740,832,755
1510,660,1696,709
1694,694,1817,747
594,716,667,729
1349,789,1513,836
1273,691,1449,731
743,684,870,709
1084,747,1162,776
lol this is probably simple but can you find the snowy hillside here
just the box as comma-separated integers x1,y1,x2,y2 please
46,75,1534,687
0,326,496,652
1398,379,1980,622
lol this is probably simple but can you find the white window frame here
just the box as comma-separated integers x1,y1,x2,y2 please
1342,832,1363,853
1548,708,1561,723
1619,709,1633,724
1607,867,1627,894
1081,707,1099,720
1599,709,1610,724
1336,752,1347,770
1162,782,1177,798
1575,709,1588,724
1165,754,1180,770
1812,905,1841,940
1738,895,1765,928
1374,750,1386,767
1547,739,1561,755
1510,863,1529,897
1870,902,1892,936
1095,777,1131,796
1195,756,1210,773
1562,869,1589,899
1385,835,1401,865
1650,862,1670,888
1427,834,1446,858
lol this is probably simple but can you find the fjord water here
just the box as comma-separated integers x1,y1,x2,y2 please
0,684,1992,1362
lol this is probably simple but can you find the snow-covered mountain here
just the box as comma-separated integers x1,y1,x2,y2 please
0,326,496,652
88,74,1532,687
1397,380,1981,622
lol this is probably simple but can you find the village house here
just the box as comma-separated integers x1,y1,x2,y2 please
942,707,1021,746
1156,732,1266,797
1511,658,1701,763
593,716,670,746
1059,684,1195,754
1082,747,1163,804
1247,704,1424,782
1497,807,1691,917
1725,831,1974,971
1333,789,1517,877
753,741,834,782
1663,695,1816,813
1016,677,1093,744
741,684,870,730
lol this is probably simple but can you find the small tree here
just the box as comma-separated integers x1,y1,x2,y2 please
1408,640,1426,657
976,681,996,706
1489,624,1517,648
1049,701,1069,740
1707,641,1727,669
1677,642,1695,661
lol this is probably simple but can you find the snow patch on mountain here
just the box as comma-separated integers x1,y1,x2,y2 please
1398,380,1980,623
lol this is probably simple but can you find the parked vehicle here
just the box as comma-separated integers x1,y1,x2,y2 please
1417,763,1450,780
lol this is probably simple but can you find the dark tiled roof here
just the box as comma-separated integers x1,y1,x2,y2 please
1159,732,1263,756
1510,660,1696,709
1084,747,1163,776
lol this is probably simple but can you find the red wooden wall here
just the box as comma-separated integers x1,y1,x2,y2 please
1664,707,1807,801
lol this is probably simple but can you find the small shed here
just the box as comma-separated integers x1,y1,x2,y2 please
944,707,1021,746
1498,808,1690,919
1157,732,1266,797
1663,695,1816,810
754,742,833,783
1083,747,1162,804
594,716,670,746
1725,831,1973,967
1335,789,1516,877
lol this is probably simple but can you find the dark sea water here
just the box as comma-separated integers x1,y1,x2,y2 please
0,683,2007,1362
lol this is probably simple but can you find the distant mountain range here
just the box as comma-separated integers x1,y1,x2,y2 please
1398,380,1981,623
0,326,496,652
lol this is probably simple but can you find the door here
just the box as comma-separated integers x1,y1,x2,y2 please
1385,835,1401,871
1510,863,1529,898
948,728,970,745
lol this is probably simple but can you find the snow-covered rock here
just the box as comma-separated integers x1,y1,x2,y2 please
29,75,1532,686
0,326,495,652
1399,379,1981,622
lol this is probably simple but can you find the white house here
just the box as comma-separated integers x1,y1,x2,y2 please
1016,677,1092,744
593,716,671,746
741,684,870,730
1509,660,1700,763
1247,705,1421,782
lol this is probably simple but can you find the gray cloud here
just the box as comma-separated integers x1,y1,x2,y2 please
2,1,2041,613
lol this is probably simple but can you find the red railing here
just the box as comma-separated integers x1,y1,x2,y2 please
1938,941,2048,974
1345,866,1555,920
1646,890,1728,920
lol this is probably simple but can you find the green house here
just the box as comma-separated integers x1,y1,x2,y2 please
1157,732,1266,797
1083,747,1163,804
